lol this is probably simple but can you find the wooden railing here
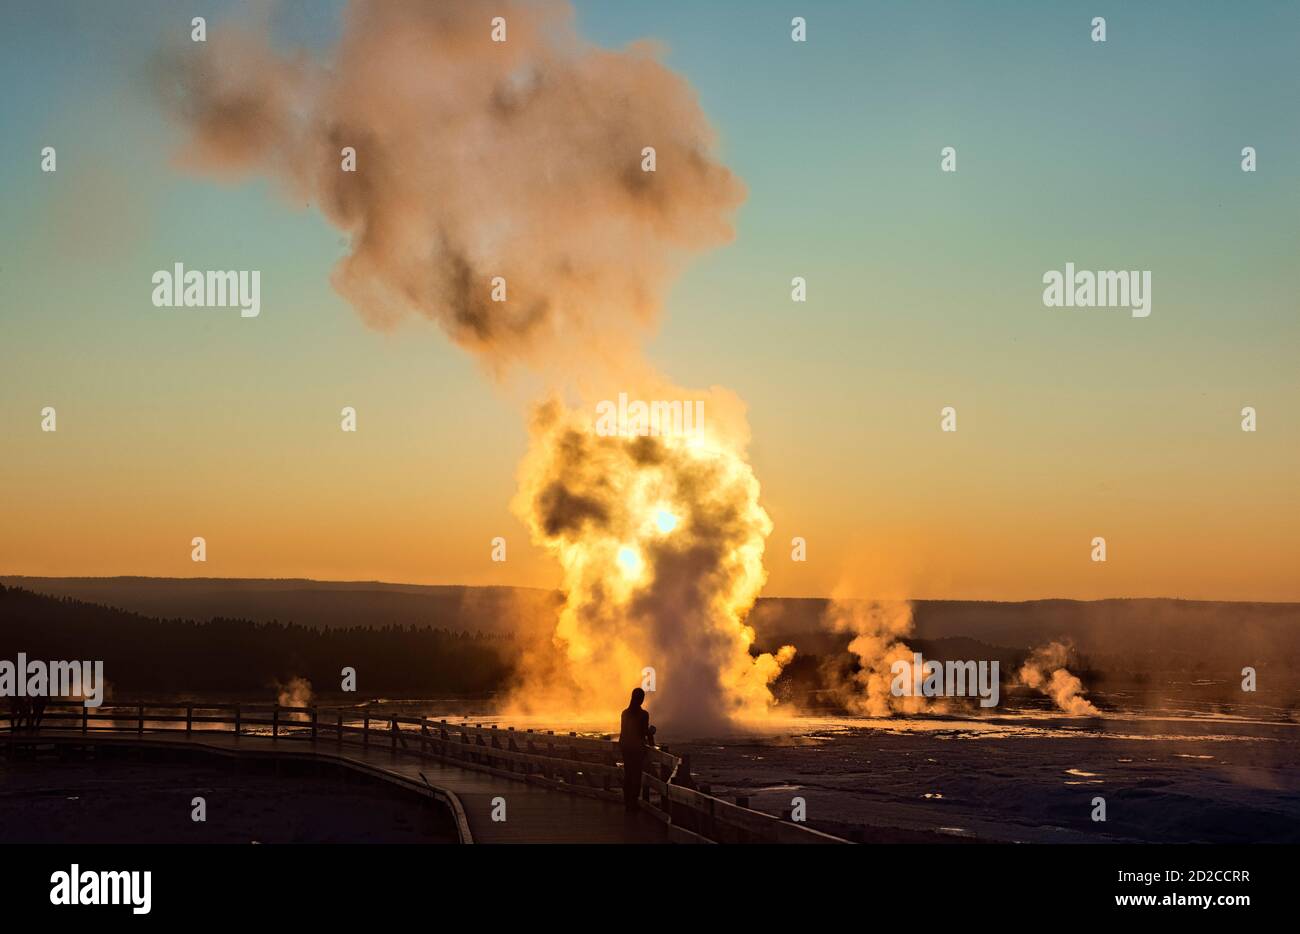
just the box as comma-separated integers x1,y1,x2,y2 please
3,700,846,844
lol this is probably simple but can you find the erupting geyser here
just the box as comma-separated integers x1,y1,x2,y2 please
511,394,794,735
158,0,790,734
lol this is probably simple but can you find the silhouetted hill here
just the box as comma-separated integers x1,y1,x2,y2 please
4,576,1298,683
748,596,1300,674
0,576,558,634
0,584,511,697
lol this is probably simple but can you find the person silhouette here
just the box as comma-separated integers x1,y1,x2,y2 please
618,688,655,811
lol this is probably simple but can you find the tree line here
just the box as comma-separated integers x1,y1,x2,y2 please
0,584,513,697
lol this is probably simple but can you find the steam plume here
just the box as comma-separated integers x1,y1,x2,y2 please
821,597,945,716
275,676,314,721
159,1,785,735
1017,641,1100,716
509,391,794,735
156,0,744,377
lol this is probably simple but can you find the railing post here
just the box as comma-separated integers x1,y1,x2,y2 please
186,705,193,737
81,705,88,735
507,727,522,775
234,704,241,737
272,704,279,739
311,707,318,742
363,713,369,747
337,712,343,747
137,704,144,735
671,752,694,789
390,718,397,752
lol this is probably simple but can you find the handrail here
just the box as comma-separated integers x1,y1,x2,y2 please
3,700,847,843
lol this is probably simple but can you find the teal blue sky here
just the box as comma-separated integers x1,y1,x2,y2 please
2,2,1297,599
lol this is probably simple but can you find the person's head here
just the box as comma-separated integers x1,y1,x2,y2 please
629,687,645,709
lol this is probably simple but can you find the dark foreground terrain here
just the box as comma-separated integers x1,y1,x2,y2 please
0,757,457,843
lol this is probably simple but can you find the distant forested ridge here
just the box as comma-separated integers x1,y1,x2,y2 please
0,585,512,697
5,578,1298,701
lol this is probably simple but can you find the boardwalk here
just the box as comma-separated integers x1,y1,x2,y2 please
12,729,668,843
3,701,847,844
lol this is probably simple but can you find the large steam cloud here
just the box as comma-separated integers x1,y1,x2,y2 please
156,0,745,376
159,1,786,735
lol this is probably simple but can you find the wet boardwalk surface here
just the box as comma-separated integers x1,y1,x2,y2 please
11,730,669,844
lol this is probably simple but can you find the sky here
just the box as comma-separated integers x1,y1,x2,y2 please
1,0,1297,601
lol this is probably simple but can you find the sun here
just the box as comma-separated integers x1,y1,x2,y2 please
616,545,643,577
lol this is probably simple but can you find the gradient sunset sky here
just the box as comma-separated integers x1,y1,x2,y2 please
2,0,1297,601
